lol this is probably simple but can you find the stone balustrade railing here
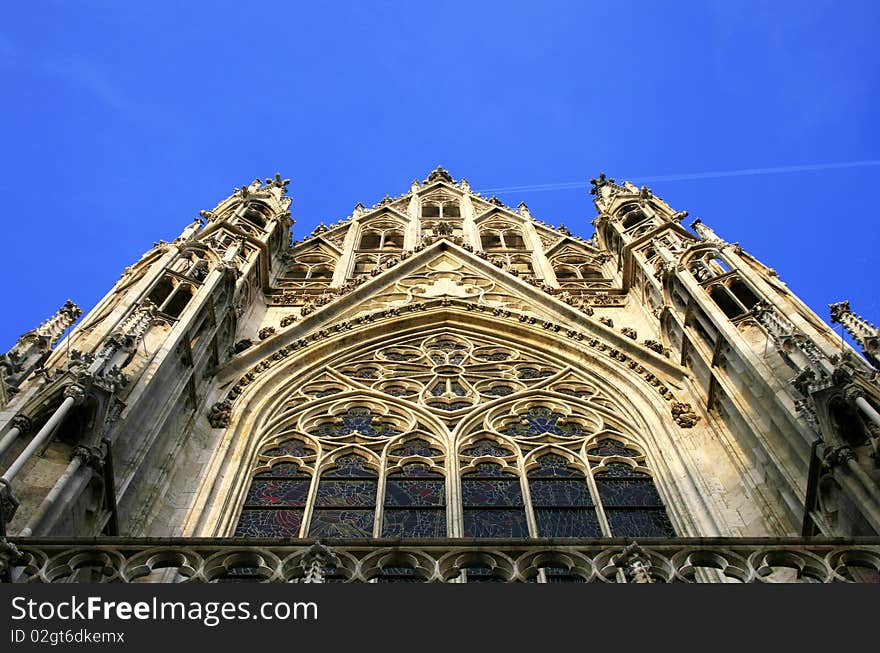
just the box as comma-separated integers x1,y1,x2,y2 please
2,537,879,583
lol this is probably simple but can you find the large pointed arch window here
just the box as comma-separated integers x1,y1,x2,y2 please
382,438,447,537
588,438,675,537
527,453,600,537
460,438,528,537
234,437,316,538
308,454,378,538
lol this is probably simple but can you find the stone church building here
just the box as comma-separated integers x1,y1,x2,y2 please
1,167,879,582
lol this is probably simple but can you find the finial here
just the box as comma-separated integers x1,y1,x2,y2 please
589,172,614,196
426,165,454,184
264,172,291,192
829,300,852,324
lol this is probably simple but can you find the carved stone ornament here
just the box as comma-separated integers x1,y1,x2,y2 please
0,481,20,523
280,314,299,328
208,400,233,428
621,327,638,340
300,542,339,583
233,339,253,354
613,542,654,583
643,339,665,355
10,415,32,433
258,327,276,341
63,383,87,404
671,402,700,428
0,537,25,576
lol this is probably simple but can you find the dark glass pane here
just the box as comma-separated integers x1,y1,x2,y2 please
450,381,466,396
587,438,641,458
472,462,514,476
385,479,445,506
382,510,447,537
376,567,423,583
504,407,582,437
308,510,374,537
543,567,587,583
605,509,676,537
430,382,446,396
463,509,529,537
436,401,471,411
263,440,312,458
518,368,552,380
314,480,377,506
593,462,649,477
390,440,441,457
462,479,523,506
316,409,399,438
394,463,443,478
529,479,592,506
535,508,601,537
384,385,415,397
596,478,663,507
255,462,309,478
384,352,418,361
529,454,579,477
484,385,514,396
461,439,512,458
245,480,311,507
428,340,466,351
213,566,263,583
322,456,378,477
465,565,505,582
234,509,303,537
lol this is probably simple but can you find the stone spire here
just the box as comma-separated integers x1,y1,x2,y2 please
35,300,82,347
830,301,880,369
0,300,83,392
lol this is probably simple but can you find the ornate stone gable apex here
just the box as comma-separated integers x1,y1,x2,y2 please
543,235,605,259
220,239,683,385
284,237,341,260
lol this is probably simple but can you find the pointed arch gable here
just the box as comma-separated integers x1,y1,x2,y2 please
185,303,724,539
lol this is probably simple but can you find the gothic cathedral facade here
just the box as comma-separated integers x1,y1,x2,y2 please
1,167,879,582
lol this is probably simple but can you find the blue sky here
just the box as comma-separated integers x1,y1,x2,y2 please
0,1,877,350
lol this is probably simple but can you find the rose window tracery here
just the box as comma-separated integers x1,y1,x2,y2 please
232,332,678,548
337,334,561,413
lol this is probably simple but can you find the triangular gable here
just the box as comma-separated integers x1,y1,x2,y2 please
287,238,342,259
544,238,605,260
356,205,412,226
220,239,683,387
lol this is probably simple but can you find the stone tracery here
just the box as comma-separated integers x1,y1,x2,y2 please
232,329,676,540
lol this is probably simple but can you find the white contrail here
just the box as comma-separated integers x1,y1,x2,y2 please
475,159,880,194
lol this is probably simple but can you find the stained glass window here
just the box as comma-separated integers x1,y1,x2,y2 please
463,565,506,582
484,385,514,396
461,438,513,458
261,438,314,458
315,407,399,438
587,438,641,458
382,463,446,537
234,461,310,537
528,454,600,537
308,455,378,538
594,463,675,537
390,439,442,458
504,407,583,438
462,463,529,537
